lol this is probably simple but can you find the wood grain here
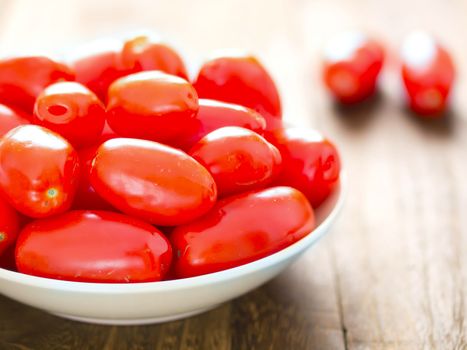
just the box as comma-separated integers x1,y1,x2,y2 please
0,0,466,349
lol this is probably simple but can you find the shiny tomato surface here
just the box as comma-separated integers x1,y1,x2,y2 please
189,127,282,196
0,56,74,113
33,82,106,148
0,125,80,218
0,103,30,137
267,127,341,208
15,210,172,283
323,32,384,104
194,54,282,130
0,196,20,256
401,32,455,116
174,99,266,150
90,138,217,226
107,71,199,143
171,186,315,278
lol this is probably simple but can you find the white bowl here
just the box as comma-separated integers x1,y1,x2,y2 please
0,175,345,325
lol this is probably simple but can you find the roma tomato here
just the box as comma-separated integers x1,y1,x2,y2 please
171,186,315,278
90,138,217,226
267,127,340,208
33,82,106,148
323,32,384,104
401,31,455,116
0,125,80,218
174,99,266,150
0,56,74,113
107,71,199,143
0,103,30,137
0,196,20,256
193,54,282,130
121,35,188,79
189,127,281,196
15,210,172,283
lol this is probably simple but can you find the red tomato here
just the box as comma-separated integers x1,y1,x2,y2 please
121,35,188,79
0,196,20,256
401,32,455,116
323,32,384,104
0,103,30,137
33,82,106,148
99,121,118,142
174,99,266,150
107,71,199,143
267,127,341,208
0,56,74,113
193,54,282,130
189,127,282,196
73,146,114,211
171,186,315,278
15,210,172,283
0,125,80,218
90,138,217,226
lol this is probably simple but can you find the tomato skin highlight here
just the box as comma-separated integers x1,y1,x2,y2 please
90,138,217,226
0,104,30,137
0,56,74,113
194,55,282,130
0,125,80,218
106,71,199,143
267,127,341,208
171,186,315,278
33,82,106,148
0,196,20,256
323,32,384,104
189,126,282,196
174,99,266,150
401,32,455,117
15,210,172,283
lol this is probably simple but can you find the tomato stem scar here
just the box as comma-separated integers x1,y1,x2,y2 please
47,188,58,198
0,232,5,242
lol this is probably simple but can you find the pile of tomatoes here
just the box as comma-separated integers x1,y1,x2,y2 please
0,34,340,283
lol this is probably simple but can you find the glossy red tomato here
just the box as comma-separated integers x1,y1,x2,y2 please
193,54,282,130
107,71,199,143
171,186,315,278
0,103,30,137
121,35,188,79
267,127,341,208
189,127,282,196
15,210,172,283
0,56,74,113
0,125,80,218
33,82,106,148
0,196,20,256
174,99,266,150
401,32,455,116
90,138,217,226
323,32,384,104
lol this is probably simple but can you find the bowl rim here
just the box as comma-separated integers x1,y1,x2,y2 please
0,172,346,293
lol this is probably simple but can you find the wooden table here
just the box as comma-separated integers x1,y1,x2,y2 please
0,0,466,349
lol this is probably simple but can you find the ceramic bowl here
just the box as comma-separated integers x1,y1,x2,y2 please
0,174,345,325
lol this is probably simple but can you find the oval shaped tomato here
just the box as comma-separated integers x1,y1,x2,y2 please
267,127,341,208
0,103,30,137
193,54,282,130
90,138,217,226
174,99,266,150
171,186,315,278
107,71,199,143
0,196,20,256
0,125,80,218
401,31,455,116
15,210,172,283
33,82,106,148
0,56,74,113
323,32,384,104
189,127,281,196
